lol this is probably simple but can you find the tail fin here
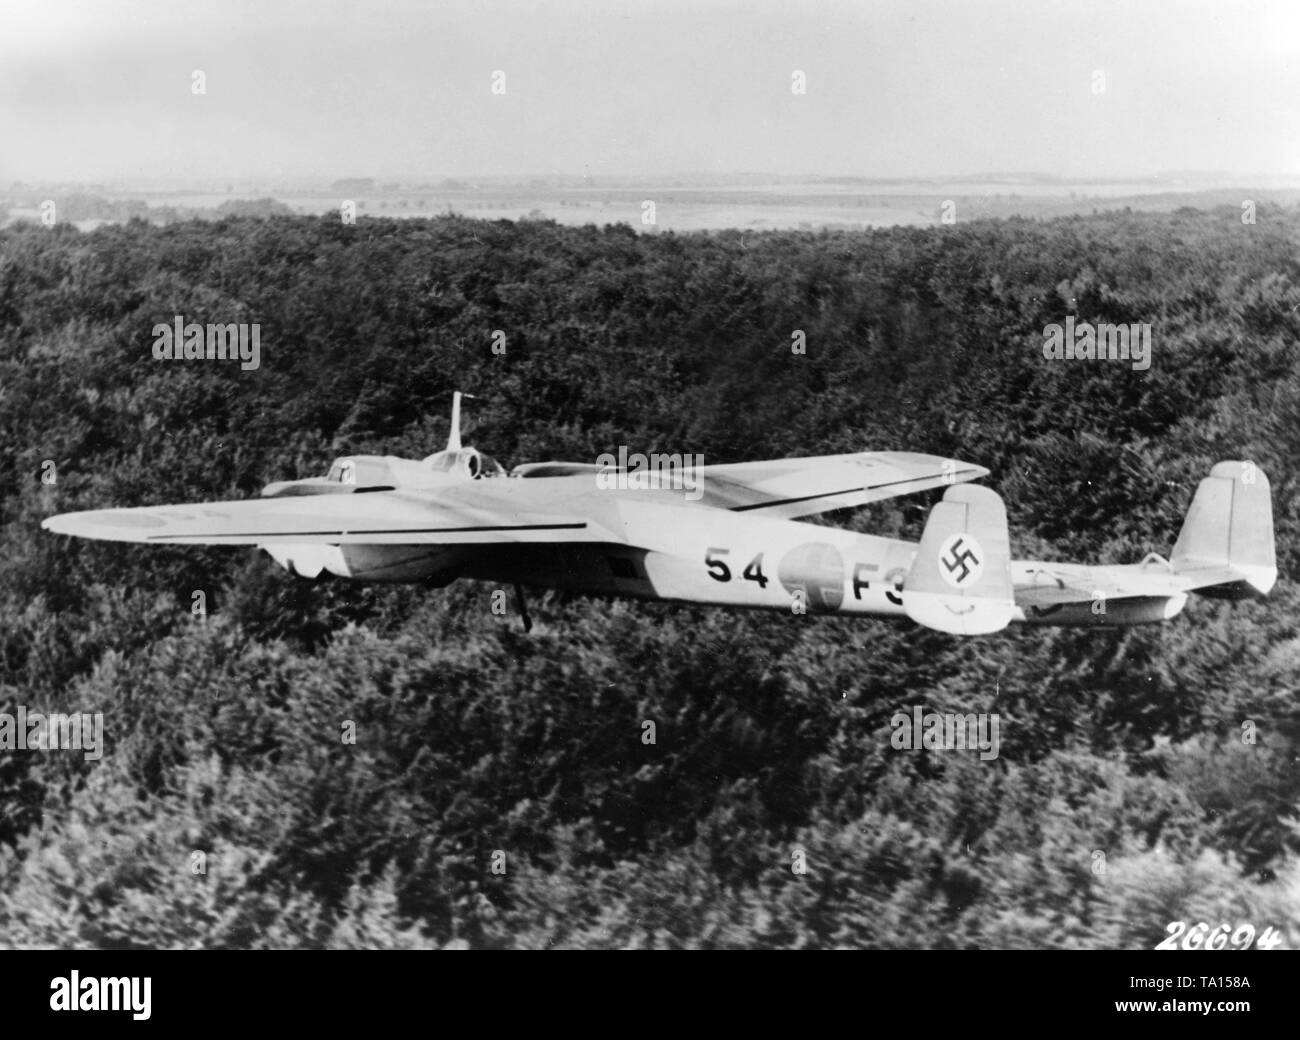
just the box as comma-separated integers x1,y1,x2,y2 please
1171,460,1276,598
447,391,465,451
904,484,1015,635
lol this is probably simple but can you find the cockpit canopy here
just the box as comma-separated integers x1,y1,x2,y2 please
325,456,395,486
420,447,506,480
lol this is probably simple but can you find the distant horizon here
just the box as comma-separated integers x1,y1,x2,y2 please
10,169,1300,192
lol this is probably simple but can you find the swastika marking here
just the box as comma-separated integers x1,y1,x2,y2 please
938,533,984,589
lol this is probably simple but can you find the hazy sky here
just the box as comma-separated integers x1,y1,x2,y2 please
2,0,1297,183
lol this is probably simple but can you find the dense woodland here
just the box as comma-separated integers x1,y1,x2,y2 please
0,206,1297,948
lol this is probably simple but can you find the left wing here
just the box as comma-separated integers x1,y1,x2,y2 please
41,486,612,547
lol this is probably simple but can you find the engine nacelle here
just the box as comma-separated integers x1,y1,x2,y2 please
263,543,466,584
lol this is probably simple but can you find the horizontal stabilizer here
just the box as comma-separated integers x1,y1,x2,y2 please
904,484,1014,635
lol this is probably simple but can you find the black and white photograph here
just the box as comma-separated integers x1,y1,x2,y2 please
0,0,1297,1001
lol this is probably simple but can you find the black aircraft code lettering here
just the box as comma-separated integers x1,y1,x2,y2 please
705,547,732,582
853,562,878,599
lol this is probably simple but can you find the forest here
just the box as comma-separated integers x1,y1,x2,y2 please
0,205,1297,948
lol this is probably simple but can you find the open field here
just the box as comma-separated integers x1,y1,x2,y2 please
8,176,1300,233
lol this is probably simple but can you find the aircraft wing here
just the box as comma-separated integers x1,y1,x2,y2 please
697,451,989,519
41,488,611,546
42,451,991,546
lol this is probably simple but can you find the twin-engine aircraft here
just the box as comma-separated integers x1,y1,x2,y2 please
43,393,1276,636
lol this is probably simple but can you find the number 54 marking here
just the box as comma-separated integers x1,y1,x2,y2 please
705,548,768,588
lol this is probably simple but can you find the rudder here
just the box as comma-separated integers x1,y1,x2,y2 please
1171,460,1276,597
904,484,1015,635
